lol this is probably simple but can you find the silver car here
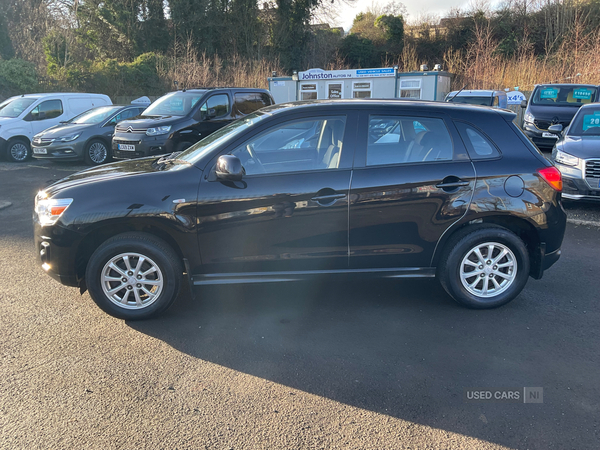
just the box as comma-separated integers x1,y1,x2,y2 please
550,102,600,201
31,105,144,165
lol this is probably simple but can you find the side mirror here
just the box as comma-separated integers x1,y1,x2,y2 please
206,107,217,119
215,155,245,181
520,99,528,109
547,124,563,135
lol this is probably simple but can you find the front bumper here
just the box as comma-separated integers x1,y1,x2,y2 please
34,219,83,287
522,123,560,149
31,139,86,161
112,133,172,160
555,162,600,201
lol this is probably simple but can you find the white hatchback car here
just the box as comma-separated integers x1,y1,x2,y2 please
0,93,112,162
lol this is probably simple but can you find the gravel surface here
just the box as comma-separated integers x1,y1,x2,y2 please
1,160,598,450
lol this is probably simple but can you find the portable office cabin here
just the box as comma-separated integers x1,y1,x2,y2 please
268,68,452,103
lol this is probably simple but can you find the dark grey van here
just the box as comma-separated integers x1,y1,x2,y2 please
112,88,274,160
521,84,599,150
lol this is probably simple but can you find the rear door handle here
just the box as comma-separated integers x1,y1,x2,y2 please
311,193,346,202
435,181,469,188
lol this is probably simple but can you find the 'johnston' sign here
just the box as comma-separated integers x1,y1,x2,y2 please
298,68,395,80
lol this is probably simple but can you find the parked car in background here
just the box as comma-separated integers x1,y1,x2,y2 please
521,84,599,150
549,102,600,201
35,100,566,320
31,105,145,165
445,90,508,108
0,93,112,162
112,88,274,160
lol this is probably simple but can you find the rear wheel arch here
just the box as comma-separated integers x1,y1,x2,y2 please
433,215,542,276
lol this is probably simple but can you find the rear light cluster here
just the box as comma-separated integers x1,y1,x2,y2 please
538,167,563,191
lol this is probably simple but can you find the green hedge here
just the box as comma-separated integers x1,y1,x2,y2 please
0,59,38,97
48,52,165,97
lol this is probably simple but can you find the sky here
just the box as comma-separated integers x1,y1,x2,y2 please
336,0,476,30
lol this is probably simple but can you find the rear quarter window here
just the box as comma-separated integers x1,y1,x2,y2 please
455,121,500,160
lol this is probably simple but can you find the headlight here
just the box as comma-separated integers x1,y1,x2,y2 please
146,126,171,136
554,150,580,167
58,133,80,142
35,192,73,226
524,111,534,124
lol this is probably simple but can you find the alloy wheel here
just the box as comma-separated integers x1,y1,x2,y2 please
459,241,517,298
100,252,164,310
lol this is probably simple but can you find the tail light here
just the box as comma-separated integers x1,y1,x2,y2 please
538,167,563,191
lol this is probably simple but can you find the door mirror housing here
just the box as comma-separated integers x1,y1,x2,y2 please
206,107,217,119
547,124,563,135
215,155,245,181
520,99,528,109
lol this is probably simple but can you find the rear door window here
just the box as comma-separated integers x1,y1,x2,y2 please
366,115,454,166
233,93,272,117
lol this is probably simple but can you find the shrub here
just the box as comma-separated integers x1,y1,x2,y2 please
0,59,38,97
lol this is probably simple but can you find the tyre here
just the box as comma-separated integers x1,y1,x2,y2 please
7,138,30,162
85,232,183,320
438,225,530,309
84,139,111,165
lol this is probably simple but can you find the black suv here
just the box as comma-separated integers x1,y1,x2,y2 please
35,100,567,320
112,88,274,159
522,84,599,150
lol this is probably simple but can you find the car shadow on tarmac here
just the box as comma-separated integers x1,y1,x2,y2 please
127,261,598,450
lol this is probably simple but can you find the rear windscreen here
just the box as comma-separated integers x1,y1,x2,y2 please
446,96,493,106
531,85,597,106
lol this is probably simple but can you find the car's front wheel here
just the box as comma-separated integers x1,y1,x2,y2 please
438,225,530,309
84,139,111,165
85,232,183,320
7,138,31,162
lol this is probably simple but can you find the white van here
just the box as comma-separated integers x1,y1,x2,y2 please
0,93,112,162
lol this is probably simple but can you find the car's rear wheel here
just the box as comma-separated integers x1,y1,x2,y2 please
84,139,110,165
7,138,30,162
85,232,183,320
438,225,530,308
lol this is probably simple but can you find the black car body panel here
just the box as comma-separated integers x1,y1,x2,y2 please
34,100,567,305
112,88,274,160
522,84,599,149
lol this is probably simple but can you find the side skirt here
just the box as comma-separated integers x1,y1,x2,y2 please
192,267,436,286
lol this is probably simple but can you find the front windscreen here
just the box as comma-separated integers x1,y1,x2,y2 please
69,106,122,124
568,108,600,136
531,85,597,106
178,111,269,164
447,96,493,106
142,91,205,116
0,97,36,118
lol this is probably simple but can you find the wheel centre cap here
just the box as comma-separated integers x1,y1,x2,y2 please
484,266,493,274
128,276,137,285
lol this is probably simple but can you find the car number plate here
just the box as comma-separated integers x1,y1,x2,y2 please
118,144,135,151
33,148,47,154
542,132,558,138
